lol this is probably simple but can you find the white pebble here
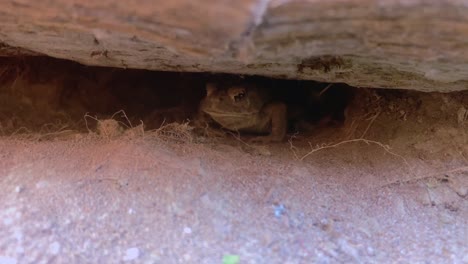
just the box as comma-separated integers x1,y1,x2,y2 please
183,227,192,234
123,247,140,261
48,241,61,255
367,246,375,256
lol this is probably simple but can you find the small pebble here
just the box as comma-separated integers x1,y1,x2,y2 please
367,246,375,256
48,241,61,255
123,247,140,261
183,227,192,234
274,204,286,218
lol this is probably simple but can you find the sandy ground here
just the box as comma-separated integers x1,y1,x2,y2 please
0,58,467,263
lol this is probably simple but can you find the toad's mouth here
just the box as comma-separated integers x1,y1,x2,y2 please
205,111,258,117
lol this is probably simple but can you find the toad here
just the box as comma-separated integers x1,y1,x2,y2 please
195,82,287,143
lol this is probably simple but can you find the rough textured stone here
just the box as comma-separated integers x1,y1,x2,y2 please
1,0,468,91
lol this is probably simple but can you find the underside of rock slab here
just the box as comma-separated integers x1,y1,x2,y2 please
1,0,468,92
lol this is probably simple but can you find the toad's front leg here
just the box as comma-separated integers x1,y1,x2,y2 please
250,102,287,143
192,110,226,138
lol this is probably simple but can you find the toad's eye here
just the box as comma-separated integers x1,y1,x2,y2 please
228,87,247,102
234,91,245,102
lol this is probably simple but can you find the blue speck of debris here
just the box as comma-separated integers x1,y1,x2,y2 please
274,204,286,218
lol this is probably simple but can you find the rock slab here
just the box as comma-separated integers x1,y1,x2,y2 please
1,0,468,91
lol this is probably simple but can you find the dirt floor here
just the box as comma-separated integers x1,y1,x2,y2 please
0,57,467,263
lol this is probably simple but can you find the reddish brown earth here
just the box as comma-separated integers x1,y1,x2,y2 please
0,58,466,263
